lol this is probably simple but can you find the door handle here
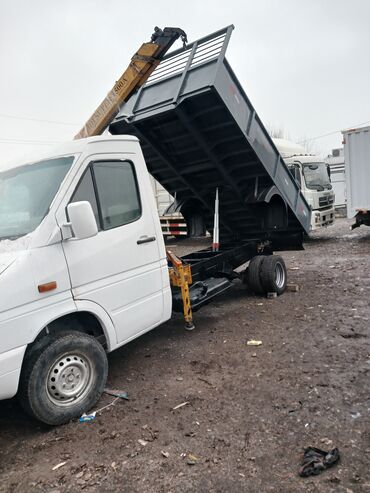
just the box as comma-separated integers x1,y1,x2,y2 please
137,236,156,245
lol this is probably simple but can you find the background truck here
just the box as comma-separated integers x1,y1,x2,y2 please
0,26,311,425
342,126,370,229
150,177,188,237
273,139,335,230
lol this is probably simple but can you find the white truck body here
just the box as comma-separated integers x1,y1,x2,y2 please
326,149,346,209
342,126,370,218
0,136,172,401
329,164,346,208
273,139,335,230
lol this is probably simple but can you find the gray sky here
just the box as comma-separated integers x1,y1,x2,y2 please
0,0,369,166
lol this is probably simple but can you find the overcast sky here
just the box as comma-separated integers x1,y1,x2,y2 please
0,0,369,167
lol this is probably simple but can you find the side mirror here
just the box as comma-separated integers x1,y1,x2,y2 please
326,164,331,179
66,201,98,240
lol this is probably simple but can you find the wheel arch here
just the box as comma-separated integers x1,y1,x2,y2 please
245,185,288,231
166,197,207,237
264,193,288,230
33,301,117,352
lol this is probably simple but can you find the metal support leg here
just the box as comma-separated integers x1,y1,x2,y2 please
167,250,195,330
178,264,195,331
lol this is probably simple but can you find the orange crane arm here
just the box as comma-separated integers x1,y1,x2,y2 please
74,27,187,140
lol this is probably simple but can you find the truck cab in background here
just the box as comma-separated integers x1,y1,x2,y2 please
273,139,335,231
149,176,188,238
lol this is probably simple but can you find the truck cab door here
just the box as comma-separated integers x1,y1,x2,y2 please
59,154,165,345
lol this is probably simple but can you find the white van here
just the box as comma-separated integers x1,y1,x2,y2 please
0,136,172,425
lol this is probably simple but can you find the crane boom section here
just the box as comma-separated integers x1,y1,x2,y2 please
75,27,186,140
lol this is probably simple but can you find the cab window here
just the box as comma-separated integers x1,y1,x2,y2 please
70,160,141,230
93,161,141,230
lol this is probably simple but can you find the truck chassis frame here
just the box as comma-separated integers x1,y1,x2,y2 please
168,239,275,329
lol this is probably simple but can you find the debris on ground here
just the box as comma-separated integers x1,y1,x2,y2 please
104,388,129,400
350,411,361,419
288,401,303,414
80,395,125,423
138,439,148,446
299,446,340,477
79,412,96,423
247,340,262,346
320,438,333,446
187,453,199,465
94,397,121,415
267,292,277,298
161,450,170,458
52,461,67,471
173,401,189,410
287,283,300,292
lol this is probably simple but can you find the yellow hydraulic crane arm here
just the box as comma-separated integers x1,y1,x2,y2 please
74,27,187,140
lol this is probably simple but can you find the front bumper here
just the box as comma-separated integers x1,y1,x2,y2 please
310,207,335,230
0,345,27,400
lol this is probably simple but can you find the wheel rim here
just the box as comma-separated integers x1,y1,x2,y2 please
46,352,94,407
274,262,285,288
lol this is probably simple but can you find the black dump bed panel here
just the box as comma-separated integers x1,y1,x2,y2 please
110,26,311,245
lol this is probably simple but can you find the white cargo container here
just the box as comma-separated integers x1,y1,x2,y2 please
326,148,346,209
342,126,370,229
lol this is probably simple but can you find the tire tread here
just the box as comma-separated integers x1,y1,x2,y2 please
247,256,266,294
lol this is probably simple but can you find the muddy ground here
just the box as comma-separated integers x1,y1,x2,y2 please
0,218,369,493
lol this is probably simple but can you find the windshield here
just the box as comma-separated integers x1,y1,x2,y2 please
0,156,74,241
302,162,332,191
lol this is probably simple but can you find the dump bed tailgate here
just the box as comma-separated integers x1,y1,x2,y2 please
110,26,311,245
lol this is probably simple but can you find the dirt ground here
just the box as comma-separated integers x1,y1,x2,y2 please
0,218,369,493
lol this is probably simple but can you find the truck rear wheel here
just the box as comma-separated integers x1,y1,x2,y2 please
245,255,266,294
19,331,108,425
260,255,287,295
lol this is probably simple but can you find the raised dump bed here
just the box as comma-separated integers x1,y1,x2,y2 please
110,25,311,248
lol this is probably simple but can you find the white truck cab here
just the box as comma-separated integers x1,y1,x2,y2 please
0,136,172,424
273,139,335,230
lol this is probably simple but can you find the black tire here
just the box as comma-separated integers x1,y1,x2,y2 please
246,255,266,294
260,255,287,295
19,331,108,426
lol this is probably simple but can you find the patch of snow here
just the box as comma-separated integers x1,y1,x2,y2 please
0,234,31,254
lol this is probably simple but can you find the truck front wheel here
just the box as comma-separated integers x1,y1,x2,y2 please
19,331,108,425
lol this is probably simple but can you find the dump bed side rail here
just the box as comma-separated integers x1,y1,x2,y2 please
111,26,311,240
